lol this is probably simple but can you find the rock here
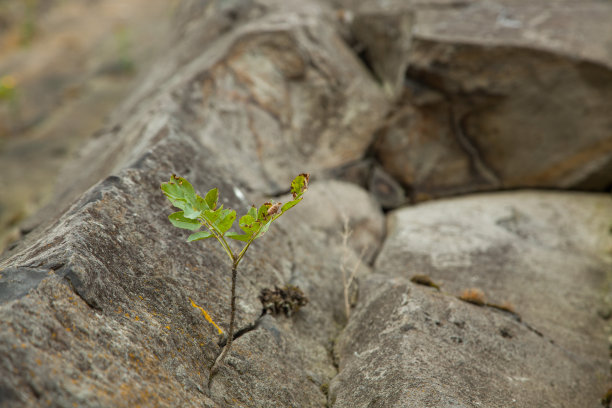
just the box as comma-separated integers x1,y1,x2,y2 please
403,40,612,193
338,0,612,196
347,191,612,406
322,158,373,189
280,179,386,263
349,11,414,97
2,0,612,406
368,165,406,210
0,1,389,406
373,98,484,198
0,126,368,408
330,274,608,407
174,0,389,195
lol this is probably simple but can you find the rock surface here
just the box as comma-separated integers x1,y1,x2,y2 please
339,0,612,198
336,191,612,407
1,0,612,407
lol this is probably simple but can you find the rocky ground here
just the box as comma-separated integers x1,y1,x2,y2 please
0,0,611,407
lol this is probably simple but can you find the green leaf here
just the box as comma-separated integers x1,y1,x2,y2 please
281,199,300,213
290,173,309,200
194,195,209,212
257,203,273,221
216,209,236,234
202,206,224,228
168,211,201,230
205,188,219,210
188,231,214,242
247,206,257,219
161,175,197,210
239,214,257,234
183,204,202,220
255,219,274,238
226,232,251,242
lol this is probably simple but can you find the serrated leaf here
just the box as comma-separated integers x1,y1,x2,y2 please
205,188,218,210
290,173,309,200
226,232,251,242
188,231,214,242
168,211,201,230
247,206,257,219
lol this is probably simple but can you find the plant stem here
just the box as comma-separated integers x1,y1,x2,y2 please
208,261,238,390
200,216,234,262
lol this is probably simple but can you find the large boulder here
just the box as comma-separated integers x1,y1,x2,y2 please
337,0,612,199
2,0,612,406
0,1,386,406
330,191,612,406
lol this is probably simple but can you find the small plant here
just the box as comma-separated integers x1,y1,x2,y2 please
161,173,309,388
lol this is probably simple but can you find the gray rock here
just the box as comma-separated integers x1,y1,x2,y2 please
2,0,612,407
337,0,612,196
0,267,57,304
368,165,406,210
174,0,389,195
0,130,381,407
350,11,414,97
331,274,607,407
280,179,386,263
0,1,388,406
341,191,612,406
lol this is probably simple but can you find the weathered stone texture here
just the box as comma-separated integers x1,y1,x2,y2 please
2,0,612,406
331,274,607,407
348,191,612,407
337,0,612,199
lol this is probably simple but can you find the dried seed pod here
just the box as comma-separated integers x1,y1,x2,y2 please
267,202,282,216
259,285,309,317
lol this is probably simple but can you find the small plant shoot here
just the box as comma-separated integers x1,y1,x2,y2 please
161,173,309,388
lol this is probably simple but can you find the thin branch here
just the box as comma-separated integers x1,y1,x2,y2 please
208,262,238,389
200,217,235,262
339,216,367,320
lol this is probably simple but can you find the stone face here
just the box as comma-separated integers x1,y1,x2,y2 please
280,180,385,263
357,191,612,406
349,11,414,97
404,41,612,191
330,274,607,407
373,98,484,198
338,0,612,197
2,0,612,406
0,1,390,406
0,129,381,407
175,4,389,195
